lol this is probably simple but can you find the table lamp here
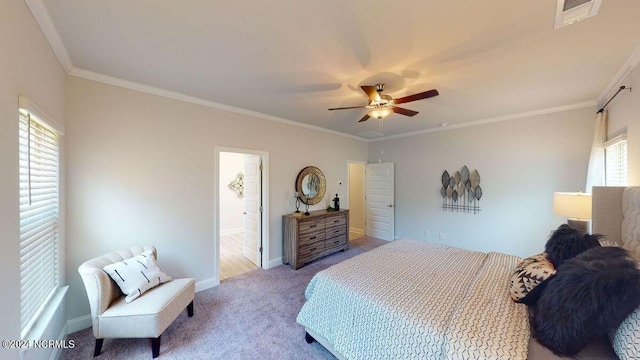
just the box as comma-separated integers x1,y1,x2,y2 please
553,191,592,233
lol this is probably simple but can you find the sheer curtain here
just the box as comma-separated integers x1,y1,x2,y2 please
585,110,607,193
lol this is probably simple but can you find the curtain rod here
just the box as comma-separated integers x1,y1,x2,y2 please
598,85,631,113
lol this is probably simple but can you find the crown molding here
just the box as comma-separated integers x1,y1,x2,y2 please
598,42,640,105
68,68,366,141
371,100,597,142
24,0,73,73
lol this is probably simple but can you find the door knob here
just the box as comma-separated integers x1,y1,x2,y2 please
387,204,394,208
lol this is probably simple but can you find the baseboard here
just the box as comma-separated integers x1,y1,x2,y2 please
67,315,91,334
220,227,244,236
349,227,364,236
68,279,219,335
268,257,283,269
195,277,218,292
49,323,68,360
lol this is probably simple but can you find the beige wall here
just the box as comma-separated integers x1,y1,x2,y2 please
369,107,595,257
0,1,66,358
64,76,368,321
606,64,640,185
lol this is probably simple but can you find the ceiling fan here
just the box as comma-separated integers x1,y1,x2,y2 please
329,83,439,123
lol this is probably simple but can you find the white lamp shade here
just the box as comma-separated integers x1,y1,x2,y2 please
553,192,592,220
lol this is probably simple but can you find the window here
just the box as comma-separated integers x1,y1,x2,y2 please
604,134,628,186
18,100,61,338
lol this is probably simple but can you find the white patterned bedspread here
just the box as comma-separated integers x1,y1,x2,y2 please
296,239,530,360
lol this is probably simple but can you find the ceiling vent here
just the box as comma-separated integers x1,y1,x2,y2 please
358,131,384,139
554,0,601,29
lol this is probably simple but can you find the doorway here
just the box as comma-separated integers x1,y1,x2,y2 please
216,148,269,282
348,162,366,240
365,162,395,241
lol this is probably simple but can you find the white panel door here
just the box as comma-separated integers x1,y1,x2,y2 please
365,162,395,241
244,154,261,267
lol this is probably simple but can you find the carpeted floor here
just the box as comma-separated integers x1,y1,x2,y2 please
60,236,386,360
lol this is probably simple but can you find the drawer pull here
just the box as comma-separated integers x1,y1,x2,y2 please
333,230,340,233
333,240,340,244
310,225,317,228
310,248,316,251
333,220,339,223
310,236,316,240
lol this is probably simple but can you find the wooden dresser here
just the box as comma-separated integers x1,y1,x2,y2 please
283,209,349,269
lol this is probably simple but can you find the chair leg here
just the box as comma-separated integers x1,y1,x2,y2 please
305,332,315,344
94,338,104,357
187,301,194,317
151,336,161,358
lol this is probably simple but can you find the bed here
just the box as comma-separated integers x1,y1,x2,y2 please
296,186,640,360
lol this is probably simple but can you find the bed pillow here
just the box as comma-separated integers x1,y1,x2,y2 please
103,250,172,303
510,252,556,305
610,305,640,360
531,246,640,357
544,224,601,268
598,238,620,247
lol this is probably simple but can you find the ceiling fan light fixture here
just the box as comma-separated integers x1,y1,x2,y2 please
368,107,392,119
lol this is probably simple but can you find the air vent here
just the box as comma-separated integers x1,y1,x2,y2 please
563,0,592,11
358,131,384,139
554,0,601,29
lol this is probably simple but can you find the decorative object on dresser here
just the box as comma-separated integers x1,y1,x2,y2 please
283,209,349,269
294,192,301,213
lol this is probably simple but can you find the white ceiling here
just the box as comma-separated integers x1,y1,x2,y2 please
36,0,640,139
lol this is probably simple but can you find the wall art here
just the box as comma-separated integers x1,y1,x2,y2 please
440,165,481,214
228,172,244,198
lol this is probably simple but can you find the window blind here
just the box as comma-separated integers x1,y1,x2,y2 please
604,135,628,186
18,110,59,338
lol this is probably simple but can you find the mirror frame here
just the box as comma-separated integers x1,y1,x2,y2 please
295,166,326,205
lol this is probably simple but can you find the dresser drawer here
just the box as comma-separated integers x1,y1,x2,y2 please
325,224,346,239
299,219,325,234
299,230,325,246
325,234,348,253
325,214,347,228
299,241,325,261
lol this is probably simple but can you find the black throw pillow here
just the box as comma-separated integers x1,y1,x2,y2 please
531,246,640,357
544,224,601,267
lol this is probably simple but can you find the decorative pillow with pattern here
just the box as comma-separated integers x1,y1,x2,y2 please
599,239,620,247
510,252,556,305
103,250,172,302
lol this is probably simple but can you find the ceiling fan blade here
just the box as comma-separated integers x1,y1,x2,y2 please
328,105,367,111
361,85,381,102
392,106,419,117
393,89,439,104
358,114,371,123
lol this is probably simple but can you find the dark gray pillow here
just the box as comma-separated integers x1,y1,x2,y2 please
531,246,640,357
544,224,601,268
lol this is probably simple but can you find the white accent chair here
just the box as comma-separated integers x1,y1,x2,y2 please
78,245,195,358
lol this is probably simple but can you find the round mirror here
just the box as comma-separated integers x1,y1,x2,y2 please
295,166,326,205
